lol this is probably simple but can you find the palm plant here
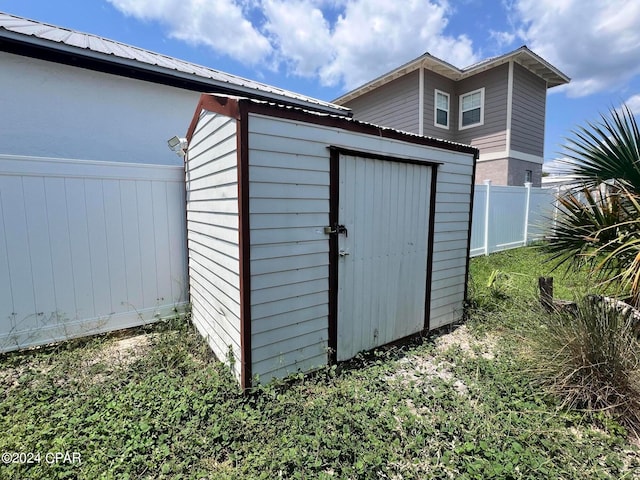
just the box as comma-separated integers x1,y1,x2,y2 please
546,105,640,307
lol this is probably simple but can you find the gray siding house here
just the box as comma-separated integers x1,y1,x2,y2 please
333,46,569,187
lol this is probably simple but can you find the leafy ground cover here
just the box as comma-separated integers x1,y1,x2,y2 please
1,246,639,479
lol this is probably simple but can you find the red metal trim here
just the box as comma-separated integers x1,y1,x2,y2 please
327,148,340,364
328,146,442,167
463,151,479,312
329,146,440,359
424,165,439,330
186,94,241,143
236,102,252,389
208,95,478,157
185,94,477,382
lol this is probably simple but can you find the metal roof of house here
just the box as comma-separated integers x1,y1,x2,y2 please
0,11,350,115
333,45,571,105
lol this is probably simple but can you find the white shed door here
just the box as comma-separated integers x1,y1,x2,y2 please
336,154,432,361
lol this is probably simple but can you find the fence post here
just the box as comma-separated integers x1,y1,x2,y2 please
483,179,491,256
552,185,560,234
523,181,532,246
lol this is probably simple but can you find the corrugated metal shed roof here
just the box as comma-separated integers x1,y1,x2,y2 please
0,11,349,115
189,94,479,158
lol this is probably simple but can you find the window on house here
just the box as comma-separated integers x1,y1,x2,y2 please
459,88,485,129
525,170,533,184
434,90,449,129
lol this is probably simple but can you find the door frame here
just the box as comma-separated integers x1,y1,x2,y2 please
327,146,440,364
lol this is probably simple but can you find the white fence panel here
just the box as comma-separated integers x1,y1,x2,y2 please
470,181,557,257
490,185,529,252
528,188,558,239
0,155,188,352
469,187,487,257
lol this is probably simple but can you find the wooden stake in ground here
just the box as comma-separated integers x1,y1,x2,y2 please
539,277,554,312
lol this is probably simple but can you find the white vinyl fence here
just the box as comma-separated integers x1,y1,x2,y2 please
0,154,559,353
470,181,557,257
0,155,188,353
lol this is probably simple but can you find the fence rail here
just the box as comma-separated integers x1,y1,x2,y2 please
470,181,557,257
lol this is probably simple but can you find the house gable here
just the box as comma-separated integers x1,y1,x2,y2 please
334,46,569,186
342,70,420,134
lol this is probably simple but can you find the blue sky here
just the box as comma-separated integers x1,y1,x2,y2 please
2,0,639,169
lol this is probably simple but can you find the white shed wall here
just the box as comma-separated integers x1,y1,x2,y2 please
185,111,242,379
248,115,331,381
247,113,475,380
430,157,475,328
0,51,199,166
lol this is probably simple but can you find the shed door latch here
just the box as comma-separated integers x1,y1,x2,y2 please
323,224,348,237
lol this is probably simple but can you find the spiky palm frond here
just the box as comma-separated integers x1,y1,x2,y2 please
558,105,640,193
547,105,640,306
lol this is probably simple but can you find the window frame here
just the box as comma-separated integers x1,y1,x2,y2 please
434,89,450,129
459,87,485,130
525,170,533,184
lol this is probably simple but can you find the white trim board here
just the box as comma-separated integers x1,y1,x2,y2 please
434,89,451,130
459,87,485,130
477,150,543,164
0,154,184,180
418,66,424,136
505,61,514,152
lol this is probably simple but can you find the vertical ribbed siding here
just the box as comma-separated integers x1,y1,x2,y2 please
185,111,242,379
0,156,187,352
337,155,431,360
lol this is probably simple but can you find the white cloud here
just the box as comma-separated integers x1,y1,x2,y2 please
543,157,572,175
262,0,333,77
623,94,640,115
318,0,478,89
106,0,272,64
107,0,479,91
489,29,515,49
511,0,640,97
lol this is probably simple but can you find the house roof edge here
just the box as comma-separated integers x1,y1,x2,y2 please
0,11,350,116
333,45,570,105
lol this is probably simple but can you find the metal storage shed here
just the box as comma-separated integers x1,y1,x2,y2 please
184,94,478,387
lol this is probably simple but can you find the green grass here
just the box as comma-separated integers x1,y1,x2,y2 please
1,246,639,479
466,244,594,333
469,244,588,301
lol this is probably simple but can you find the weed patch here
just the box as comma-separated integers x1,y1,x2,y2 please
526,297,640,436
0,248,639,478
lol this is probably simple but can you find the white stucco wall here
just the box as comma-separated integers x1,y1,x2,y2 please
0,51,201,165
